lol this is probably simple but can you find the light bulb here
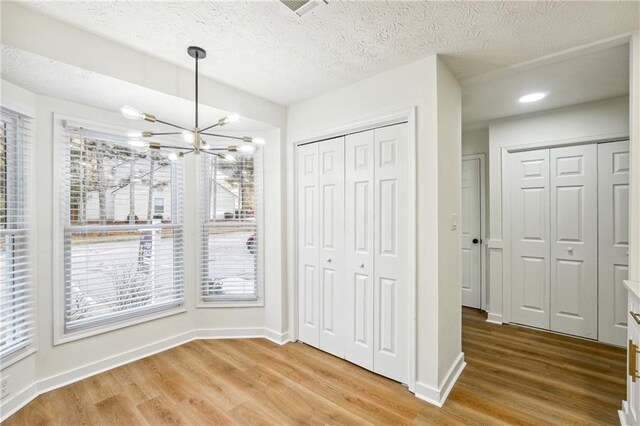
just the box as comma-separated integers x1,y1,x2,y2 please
168,152,178,161
126,130,143,138
224,153,236,162
238,144,256,153
218,113,240,126
121,105,143,120
128,139,147,148
182,131,194,144
252,138,266,146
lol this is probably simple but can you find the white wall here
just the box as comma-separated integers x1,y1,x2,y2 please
1,3,290,419
486,96,630,323
287,55,463,404
629,32,640,285
0,83,286,420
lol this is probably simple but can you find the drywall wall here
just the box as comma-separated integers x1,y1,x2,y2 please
287,54,463,405
629,32,640,285
486,96,630,323
0,77,286,419
435,58,463,389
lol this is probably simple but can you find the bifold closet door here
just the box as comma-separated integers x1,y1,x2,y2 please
550,144,597,339
298,143,320,347
318,138,345,357
598,140,630,346
510,149,551,330
372,124,408,384
344,130,375,371
297,137,345,357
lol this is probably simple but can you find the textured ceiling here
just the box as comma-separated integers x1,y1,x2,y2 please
1,46,273,133
462,44,630,127
20,1,640,105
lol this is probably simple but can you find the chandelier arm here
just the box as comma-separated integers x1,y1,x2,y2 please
152,144,195,151
149,132,182,136
200,122,220,132
155,119,191,132
201,148,230,152
200,132,245,140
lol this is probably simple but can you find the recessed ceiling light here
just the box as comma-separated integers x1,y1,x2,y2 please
519,92,547,103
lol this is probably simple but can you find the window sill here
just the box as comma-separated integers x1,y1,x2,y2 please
1,346,37,370
196,301,264,309
54,306,187,346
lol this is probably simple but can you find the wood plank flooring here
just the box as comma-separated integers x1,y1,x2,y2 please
4,308,626,425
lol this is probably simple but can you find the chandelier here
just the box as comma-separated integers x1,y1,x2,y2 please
120,46,264,161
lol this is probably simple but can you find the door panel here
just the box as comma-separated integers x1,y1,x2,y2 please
344,130,375,370
298,143,320,347
550,144,597,339
598,140,630,346
373,123,408,384
510,149,550,329
461,158,482,308
318,137,345,357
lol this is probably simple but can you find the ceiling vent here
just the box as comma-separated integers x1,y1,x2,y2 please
280,0,327,17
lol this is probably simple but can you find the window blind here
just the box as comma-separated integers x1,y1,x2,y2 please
0,107,34,360
201,154,259,302
62,126,184,332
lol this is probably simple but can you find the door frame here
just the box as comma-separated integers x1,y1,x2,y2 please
501,135,629,325
462,154,487,311
291,107,417,391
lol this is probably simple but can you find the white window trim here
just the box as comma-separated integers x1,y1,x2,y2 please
51,114,186,345
196,148,265,308
0,105,38,369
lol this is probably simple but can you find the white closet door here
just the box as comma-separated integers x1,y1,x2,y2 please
344,130,375,370
297,143,320,347
549,144,598,339
510,149,550,330
598,140,630,346
461,158,482,309
318,137,346,357
373,123,408,384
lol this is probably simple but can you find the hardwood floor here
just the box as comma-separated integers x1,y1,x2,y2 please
5,308,626,425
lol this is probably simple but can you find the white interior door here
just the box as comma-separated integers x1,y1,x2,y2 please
318,137,345,357
344,130,375,370
297,143,320,347
510,149,550,330
550,144,598,339
461,157,482,309
373,123,408,384
598,140,630,346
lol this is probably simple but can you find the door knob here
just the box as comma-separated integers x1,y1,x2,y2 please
567,247,573,253
359,263,364,268
327,258,332,263
472,238,479,244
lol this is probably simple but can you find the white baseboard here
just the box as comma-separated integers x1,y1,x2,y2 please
38,330,196,395
486,312,503,324
195,327,265,339
414,352,466,407
1,326,290,422
619,400,637,425
264,328,290,345
0,382,37,421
